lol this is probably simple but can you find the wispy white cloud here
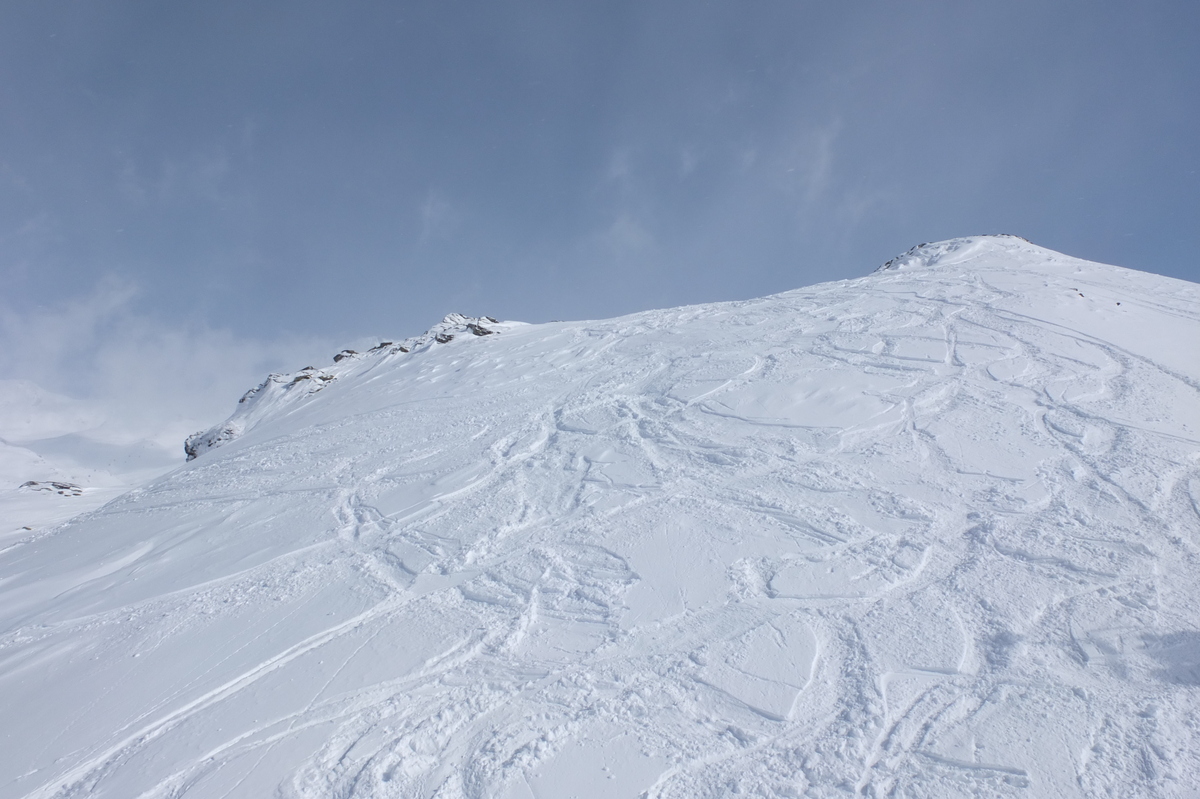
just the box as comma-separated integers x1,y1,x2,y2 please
774,117,843,210
419,190,460,242
600,212,655,258
678,145,700,178
0,380,103,443
802,118,841,207
0,280,333,458
605,148,635,187
116,145,248,210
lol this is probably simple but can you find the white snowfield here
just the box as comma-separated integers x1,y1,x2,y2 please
2,235,1199,798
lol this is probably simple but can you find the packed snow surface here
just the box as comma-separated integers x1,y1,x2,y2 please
2,236,1199,798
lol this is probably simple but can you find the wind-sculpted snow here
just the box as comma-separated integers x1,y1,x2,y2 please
2,236,1199,798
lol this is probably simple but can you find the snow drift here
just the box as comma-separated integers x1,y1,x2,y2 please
2,235,1199,798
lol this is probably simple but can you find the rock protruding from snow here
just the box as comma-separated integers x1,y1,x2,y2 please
183,421,242,462
184,314,510,460
391,313,501,351
876,234,1033,272
18,480,83,496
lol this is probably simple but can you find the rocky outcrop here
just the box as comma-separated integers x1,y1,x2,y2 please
876,234,1032,272
184,422,242,462
185,314,508,461
19,481,83,496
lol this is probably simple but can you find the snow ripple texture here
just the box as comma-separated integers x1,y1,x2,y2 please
2,236,1199,798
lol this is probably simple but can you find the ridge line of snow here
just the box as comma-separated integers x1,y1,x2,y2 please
183,314,512,462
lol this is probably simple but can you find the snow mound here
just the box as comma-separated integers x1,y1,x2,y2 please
4,240,1200,798
184,313,507,460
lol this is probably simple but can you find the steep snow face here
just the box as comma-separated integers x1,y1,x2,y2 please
2,236,1199,798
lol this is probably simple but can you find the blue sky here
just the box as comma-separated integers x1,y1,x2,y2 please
1,1,1197,451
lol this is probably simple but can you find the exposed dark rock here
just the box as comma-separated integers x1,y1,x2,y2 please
289,373,336,385
19,481,83,496
185,422,239,461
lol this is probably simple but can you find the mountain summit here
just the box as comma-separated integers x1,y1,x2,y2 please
3,236,1199,798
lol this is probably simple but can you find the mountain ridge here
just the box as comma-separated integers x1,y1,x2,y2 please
183,235,1116,463
3,236,1199,798
183,313,512,461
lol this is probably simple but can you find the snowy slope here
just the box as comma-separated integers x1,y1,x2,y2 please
2,235,1199,798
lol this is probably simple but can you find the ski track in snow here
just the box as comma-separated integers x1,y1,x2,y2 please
2,237,1199,798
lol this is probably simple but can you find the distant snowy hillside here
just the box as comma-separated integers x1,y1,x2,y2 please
2,235,1199,799
0,381,181,543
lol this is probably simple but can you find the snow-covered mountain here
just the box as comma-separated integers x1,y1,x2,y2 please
2,235,1199,798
